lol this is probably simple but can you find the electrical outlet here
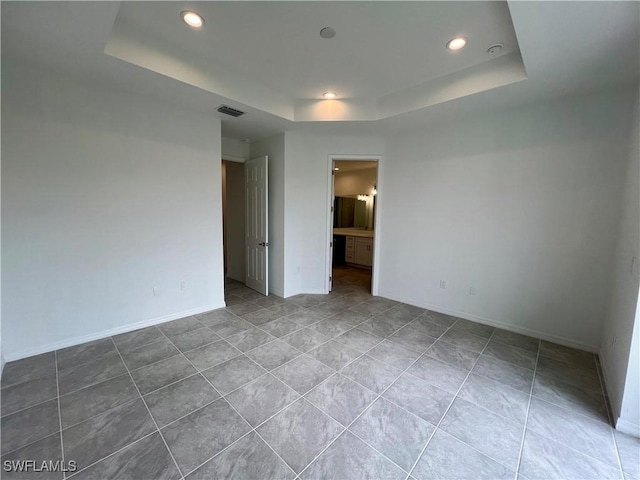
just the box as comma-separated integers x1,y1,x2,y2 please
153,286,160,296
469,286,477,296
439,280,446,289
180,281,187,291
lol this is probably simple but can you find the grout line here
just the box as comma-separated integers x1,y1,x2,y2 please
514,339,541,479
404,329,499,480
109,338,185,480
54,351,67,480
296,313,459,478
154,329,299,479
594,352,626,480
65,430,159,479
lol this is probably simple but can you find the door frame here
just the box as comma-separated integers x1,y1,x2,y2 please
326,154,383,296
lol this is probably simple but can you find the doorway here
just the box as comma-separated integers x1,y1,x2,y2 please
327,156,381,295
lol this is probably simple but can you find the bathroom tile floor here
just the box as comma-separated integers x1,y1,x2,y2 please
1,266,638,479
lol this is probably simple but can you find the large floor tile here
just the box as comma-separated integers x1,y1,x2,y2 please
157,316,204,337
1,352,56,389
439,398,523,470
307,340,362,370
0,433,62,480
532,373,608,422
301,431,406,480
310,318,355,339
60,374,139,428
526,397,619,466
403,318,449,338
186,432,295,480
269,303,303,317
472,355,534,393
351,398,435,471
328,309,369,326
272,355,334,394
440,329,489,353
412,430,514,480
484,341,537,370
167,327,220,353
282,328,332,353
245,339,302,370
226,302,262,316
57,350,127,395
56,339,116,371
407,356,468,394
383,373,453,425
197,309,238,328
257,399,344,474
452,318,495,339
305,374,377,426
615,430,640,479
341,355,402,394
1,374,58,417
63,399,156,472
419,311,456,328
144,374,220,428
208,318,254,338
539,341,596,369
161,398,251,475
130,354,197,395
226,328,276,352
491,329,540,352
72,432,180,480
519,429,621,480
424,340,479,371
254,295,288,308
387,327,437,354
260,317,303,338
201,356,267,395
241,308,284,326
1,399,60,455
183,341,242,371
458,373,530,424
334,329,383,353
367,340,422,370
226,374,299,427
285,309,326,327
357,317,404,338
112,327,164,354
535,355,601,392
120,338,179,371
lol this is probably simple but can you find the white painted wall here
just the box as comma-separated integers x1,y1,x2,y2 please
284,132,385,295
601,87,640,435
250,134,286,296
2,62,225,360
223,161,246,283
222,136,250,162
379,89,634,350
334,167,377,197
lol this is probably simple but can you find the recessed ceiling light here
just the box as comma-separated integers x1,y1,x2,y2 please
322,92,337,99
320,27,336,39
181,10,204,29
447,36,468,51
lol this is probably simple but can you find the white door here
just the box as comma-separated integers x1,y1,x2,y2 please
329,163,335,292
245,156,269,295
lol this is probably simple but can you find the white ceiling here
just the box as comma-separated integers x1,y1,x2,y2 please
335,161,378,172
1,1,638,140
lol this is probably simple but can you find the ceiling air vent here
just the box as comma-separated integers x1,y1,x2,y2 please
217,105,245,117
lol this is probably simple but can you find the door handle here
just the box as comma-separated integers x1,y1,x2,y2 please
259,242,269,247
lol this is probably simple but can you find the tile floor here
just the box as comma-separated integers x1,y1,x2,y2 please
1,266,639,479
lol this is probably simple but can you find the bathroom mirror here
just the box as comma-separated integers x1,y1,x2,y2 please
333,196,375,229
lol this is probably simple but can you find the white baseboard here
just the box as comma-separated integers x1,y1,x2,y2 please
379,291,599,353
616,417,640,437
269,288,285,298
3,303,226,363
